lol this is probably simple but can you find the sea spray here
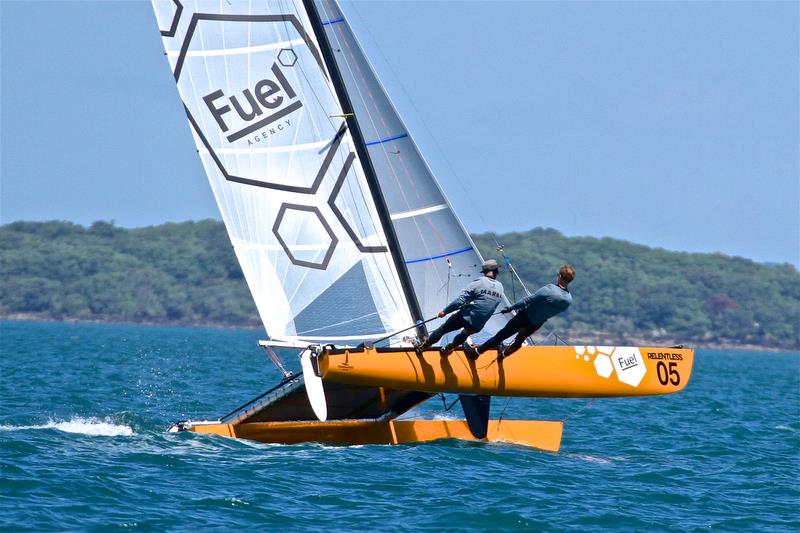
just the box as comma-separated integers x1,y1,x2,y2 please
0,416,134,437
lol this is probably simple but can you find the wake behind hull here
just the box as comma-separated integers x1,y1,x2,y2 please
320,345,694,398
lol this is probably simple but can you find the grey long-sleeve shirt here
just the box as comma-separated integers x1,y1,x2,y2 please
509,283,572,325
442,275,505,330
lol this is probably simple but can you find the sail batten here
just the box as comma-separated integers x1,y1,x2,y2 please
365,133,408,146
405,246,474,265
165,38,307,57
200,138,331,155
390,204,448,221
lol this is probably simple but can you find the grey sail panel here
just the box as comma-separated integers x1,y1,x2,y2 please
371,137,448,214
314,0,510,340
293,260,385,338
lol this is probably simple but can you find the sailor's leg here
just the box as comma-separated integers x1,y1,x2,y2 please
452,326,478,347
424,327,445,347
504,323,542,357
424,314,464,347
477,313,526,353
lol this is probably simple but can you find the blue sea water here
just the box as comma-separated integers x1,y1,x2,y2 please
1,321,798,532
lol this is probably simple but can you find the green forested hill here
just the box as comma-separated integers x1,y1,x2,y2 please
0,221,257,326
1,220,798,349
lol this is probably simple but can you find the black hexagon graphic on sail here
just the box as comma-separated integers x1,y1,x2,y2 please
159,0,183,37
327,152,388,253
278,48,298,67
273,204,338,270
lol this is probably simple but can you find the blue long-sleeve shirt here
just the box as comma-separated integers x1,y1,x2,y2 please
442,275,505,330
509,283,572,325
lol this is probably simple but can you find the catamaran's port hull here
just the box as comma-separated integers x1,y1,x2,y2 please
180,419,563,452
320,345,694,398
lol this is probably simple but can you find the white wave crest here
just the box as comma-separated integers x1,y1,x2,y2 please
0,417,134,436
564,453,614,464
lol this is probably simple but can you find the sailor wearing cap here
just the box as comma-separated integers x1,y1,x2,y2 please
417,259,505,356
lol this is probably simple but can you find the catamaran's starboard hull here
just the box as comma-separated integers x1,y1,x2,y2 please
178,419,563,452
320,345,694,398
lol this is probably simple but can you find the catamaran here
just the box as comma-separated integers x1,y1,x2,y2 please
152,0,693,452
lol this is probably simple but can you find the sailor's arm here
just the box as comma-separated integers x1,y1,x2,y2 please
439,282,479,317
506,286,544,312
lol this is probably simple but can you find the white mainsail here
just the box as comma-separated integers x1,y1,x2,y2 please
152,0,508,344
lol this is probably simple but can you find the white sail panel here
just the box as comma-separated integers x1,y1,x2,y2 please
313,0,511,342
152,0,412,341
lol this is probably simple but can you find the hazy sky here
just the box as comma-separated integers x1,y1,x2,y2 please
1,1,798,266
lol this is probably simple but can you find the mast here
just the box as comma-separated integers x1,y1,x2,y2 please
301,0,427,337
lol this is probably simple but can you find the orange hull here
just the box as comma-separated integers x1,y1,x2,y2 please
189,419,563,451
320,345,694,398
